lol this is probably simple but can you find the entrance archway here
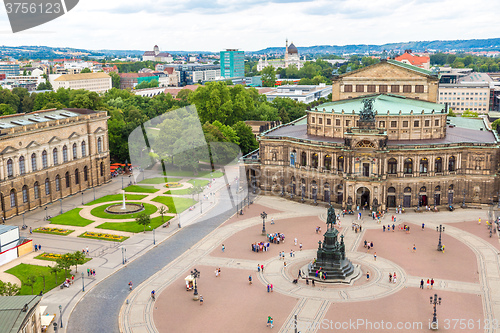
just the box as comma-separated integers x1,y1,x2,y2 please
356,187,370,209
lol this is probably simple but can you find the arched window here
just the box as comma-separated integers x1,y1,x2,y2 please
81,141,86,157
84,166,88,182
97,137,102,153
7,159,13,177
448,184,454,191
63,145,68,163
31,153,37,171
312,153,318,168
404,187,412,193
45,178,50,195
73,143,77,159
338,156,344,172
403,158,413,174
34,182,40,199
55,175,60,191
388,187,396,193
448,156,456,172
22,185,28,203
53,148,58,165
100,162,104,177
19,156,25,175
324,155,331,170
435,157,443,173
419,158,428,174
301,152,307,166
435,185,441,192
75,169,79,184
42,150,48,169
65,172,70,188
387,158,397,174
419,186,426,192
10,189,16,208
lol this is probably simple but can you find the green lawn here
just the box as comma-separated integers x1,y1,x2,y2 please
163,170,224,178
138,177,182,184
151,196,196,214
6,264,71,295
50,208,94,227
188,179,210,187
84,194,148,206
95,215,174,233
90,202,158,219
124,185,159,193
164,188,193,195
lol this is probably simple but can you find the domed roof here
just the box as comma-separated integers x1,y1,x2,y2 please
288,43,298,54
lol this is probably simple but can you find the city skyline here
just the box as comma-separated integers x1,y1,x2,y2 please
0,0,498,52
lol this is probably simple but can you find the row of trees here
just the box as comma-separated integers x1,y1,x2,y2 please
430,53,500,72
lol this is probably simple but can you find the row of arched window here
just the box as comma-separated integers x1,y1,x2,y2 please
9,167,89,208
6,141,89,178
388,156,456,174
387,184,453,194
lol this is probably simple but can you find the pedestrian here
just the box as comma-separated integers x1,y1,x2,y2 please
389,273,392,283
412,244,417,252
364,240,367,248
39,244,42,251
34,244,37,251
427,279,430,289
71,275,74,284
290,250,293,257
215,268,219,277
258,264,261,272
370,241,373,248
299,243,302,251
294,238,297,245
270,283,273,292
392,224,395,232
86,246,89,255
479,218,481,225
431,278,434,289
271,217,274,224
383,225,386,232
270,317,274,328
366,271,370,280
87,268,90,276
200,295,203,305
442,244,445,253
374,252,377,261
267,316,272,327
267,284,270,292
218,268,221,276
298,270,302,278
394,217,397,224
393,272,396,283
261,264,264,272
422,223,425,230
284,262,287,267
222,244,225,252
311,279,315,287
93,269,96,277
420,279,424,289
249,275,252,284
29,227,32,234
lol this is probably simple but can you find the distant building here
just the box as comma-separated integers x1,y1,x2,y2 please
220,49,244,79
118,73,158,89
50,73,112,93
143,45,173,63
438,66,473,84
438,82,491,113
0,64,20,77
168,64,221,85
257,39,306,71
263,84,332,103
102,65,118,74
395,50,431,70
0,295,42,333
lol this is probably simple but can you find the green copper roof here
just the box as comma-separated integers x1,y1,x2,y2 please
447,116,487,131
311,94,446,115
386,59,437,77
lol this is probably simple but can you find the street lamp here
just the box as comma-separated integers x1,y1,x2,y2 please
191,268,200,299
44,207,47,220
122,176,124,190
436,225,445,251
149,226,156,245
462,189,466,207
301,185,305,202
261,211,267,235
59,199,62,215
22,213,25,228
178,213,181,228
430,294,442,328
81,192,84,205
81,272,85,292
121,247,126,264
59,305,63,328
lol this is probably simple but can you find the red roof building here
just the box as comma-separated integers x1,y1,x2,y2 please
395,50,430,70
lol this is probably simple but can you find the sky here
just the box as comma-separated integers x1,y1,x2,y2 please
0,0,499,52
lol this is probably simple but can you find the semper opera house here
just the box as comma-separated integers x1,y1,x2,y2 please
243,60,500,211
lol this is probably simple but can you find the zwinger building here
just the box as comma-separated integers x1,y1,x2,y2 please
244,60,500,210
0,108,111,219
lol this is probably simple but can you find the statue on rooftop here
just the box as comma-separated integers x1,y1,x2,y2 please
359,98,376,122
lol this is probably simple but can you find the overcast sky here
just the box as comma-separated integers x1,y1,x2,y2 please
0,0,499,52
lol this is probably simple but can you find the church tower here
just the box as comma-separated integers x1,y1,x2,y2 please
285,38,289,65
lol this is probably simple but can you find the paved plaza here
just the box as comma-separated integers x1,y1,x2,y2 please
120,197,500,333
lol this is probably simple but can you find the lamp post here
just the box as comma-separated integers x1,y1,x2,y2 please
429,294,442,328
261,211,267,235
22,213,25,227
59,199,62,215
436,225,445,251
81,272,85,292
191,268,200,299
121,247,126,264
149,226,156,245
301,185,305,202
121,176,124,190
178,213,181,228
81,192,84,205
59,305,63,328
44,207,47,220
93,187,96,201
462,189,466,207
281,179,284,197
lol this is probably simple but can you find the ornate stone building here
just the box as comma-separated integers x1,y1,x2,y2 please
244,94,499,210
0,108,111,219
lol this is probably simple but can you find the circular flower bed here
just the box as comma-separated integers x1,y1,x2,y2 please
165,182,182,188
79,231,128,242
33,227,73,235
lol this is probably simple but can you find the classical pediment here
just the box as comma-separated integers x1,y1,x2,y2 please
1,146,18,155
339,61,435,80
68,132,80,139
48,136,61,144
94,127,106,134
25,141,40,149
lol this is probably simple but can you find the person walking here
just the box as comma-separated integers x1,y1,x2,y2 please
294,238,297,246
267,316,272,327
87,268,90,277
389,273,392,283
261,264,264,272
29,227,32,234
422,223,425,230
311,279,315,287
249,275,252,285
200,295,203,305
431,278,435,289
215,268,219,277
412,244,417,252
420,279,424,289
128,281,133,290
270,283,273,292
267,284,270,293
299,243,302,251
426,279,430,289
257,264,260,272
374,252,377,261
271,218,274,225
366,271,370,280
222,244,225,252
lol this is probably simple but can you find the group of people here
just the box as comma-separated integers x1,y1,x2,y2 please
363,240,374,252
382,224,396,232
268,232,285,244
87,268,96,277
214,268,221,277
420,278,435,289
251,241,270,252
388,272,398,284
352,223,362,233
33,244,43,251
313,268,327,280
